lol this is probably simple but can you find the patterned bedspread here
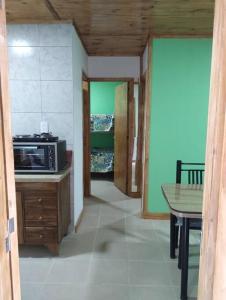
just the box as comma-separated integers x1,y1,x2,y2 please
91,148,114,173
91,114,114,132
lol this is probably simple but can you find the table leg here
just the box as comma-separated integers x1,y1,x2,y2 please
170,214,178,258
180,217,189,300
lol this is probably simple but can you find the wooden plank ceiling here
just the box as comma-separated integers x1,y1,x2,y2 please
5,0,214,56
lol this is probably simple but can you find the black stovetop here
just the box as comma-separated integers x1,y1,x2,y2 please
13,133,59,143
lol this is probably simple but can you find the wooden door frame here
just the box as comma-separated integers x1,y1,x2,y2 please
0,0,21,298
198,0,226,298
83,77,141,197
141,38,169,219
135,74,146,195
141,38,165,219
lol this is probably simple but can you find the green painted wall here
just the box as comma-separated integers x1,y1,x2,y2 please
148,38,212,213
90,82,121,148
90,82,121,114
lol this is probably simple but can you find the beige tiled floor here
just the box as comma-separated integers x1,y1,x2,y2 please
19,180,200,300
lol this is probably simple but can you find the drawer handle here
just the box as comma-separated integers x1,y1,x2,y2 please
38,198,42,203
39,235,43,239
39,216,43,220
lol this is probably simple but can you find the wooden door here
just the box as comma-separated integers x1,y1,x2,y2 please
0,1,21,299
198,0,226,299
136,76,145,194
114,83,128,193
83,79,90,197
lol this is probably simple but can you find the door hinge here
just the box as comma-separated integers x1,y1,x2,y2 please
5,217,15,253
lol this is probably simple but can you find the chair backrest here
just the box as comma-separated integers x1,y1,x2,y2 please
176,160,205,184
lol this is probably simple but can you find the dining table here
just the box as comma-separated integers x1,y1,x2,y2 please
161,183,203,300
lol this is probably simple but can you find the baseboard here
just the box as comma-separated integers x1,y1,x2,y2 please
127,191,141,198
142,211,170,220
74,209,84,232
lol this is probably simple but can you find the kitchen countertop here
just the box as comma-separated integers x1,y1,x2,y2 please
15,165,71,183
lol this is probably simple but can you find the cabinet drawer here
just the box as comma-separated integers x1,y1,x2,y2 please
24,192,57,208
24,227,58,244
24,216,57,227
24,192,58,225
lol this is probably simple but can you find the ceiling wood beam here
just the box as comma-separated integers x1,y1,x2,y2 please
44,0,61,20
5,0,214,56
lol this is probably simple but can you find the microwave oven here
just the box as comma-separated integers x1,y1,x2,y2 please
13,140,67,173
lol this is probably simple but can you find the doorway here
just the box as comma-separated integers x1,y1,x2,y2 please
83,78,142,198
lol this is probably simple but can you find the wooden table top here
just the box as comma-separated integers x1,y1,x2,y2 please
161,184,203,219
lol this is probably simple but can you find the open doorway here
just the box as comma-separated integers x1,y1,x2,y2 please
83,78,142,198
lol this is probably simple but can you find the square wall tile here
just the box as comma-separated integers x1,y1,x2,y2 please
7,24,40,47
8,47,40,80
12,113,42,135
39,24,72,46
42,113,73,145
40,47,72,80
41,81,73,113
10,80,41,112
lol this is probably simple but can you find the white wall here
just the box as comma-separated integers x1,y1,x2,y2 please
7,23,88,227
88,56,140,80
8,24,74,149
72,30,88,223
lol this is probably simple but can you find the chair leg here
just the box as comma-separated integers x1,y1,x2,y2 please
170,214,177,258
175,223,179,249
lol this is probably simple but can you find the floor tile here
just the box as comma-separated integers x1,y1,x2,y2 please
59,231,96,260
124,228,158,243
21,283,43,300
84,284,130,300
128,261,172,286
129,286,176,300
46,259,90,284
77,214,100,232
99,215,126,228
93,241,128,259
125,215,155,229
99,203,126,217
127,242,165,261
20,259,53,283
89,259,128,284
40,283,86,300
95,227,126,243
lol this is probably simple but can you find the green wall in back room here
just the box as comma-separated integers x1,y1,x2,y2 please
90,81,121,148
90,82,121,115
148,38,212,213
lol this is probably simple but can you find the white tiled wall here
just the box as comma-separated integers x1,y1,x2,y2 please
8,23,89,228
8,24,74,150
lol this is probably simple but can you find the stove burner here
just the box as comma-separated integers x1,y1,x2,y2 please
13,133,59,142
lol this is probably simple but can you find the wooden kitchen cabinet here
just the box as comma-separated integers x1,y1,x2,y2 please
15,169,70,255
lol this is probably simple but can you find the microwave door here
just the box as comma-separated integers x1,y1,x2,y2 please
14,145,50,171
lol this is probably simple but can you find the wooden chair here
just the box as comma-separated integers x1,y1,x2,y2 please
170,160,205,260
